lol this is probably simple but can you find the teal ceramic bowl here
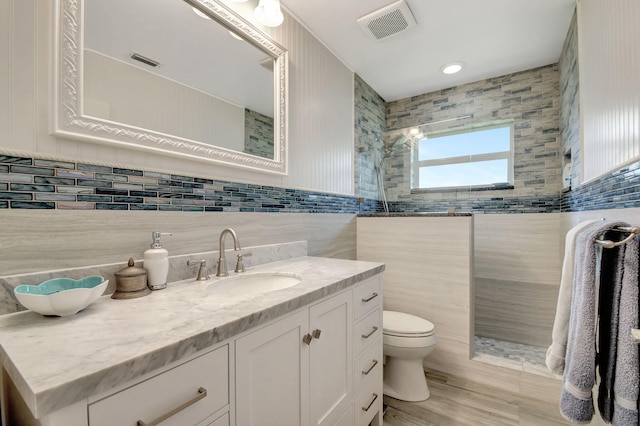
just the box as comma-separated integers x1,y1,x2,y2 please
14,276,108,317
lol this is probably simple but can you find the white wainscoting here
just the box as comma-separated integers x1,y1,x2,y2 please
579,0,640,183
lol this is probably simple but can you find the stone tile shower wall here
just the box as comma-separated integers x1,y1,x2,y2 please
354,74,387,205
244,108,275,159
384,64,562,214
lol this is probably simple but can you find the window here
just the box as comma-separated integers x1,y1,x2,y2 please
413,122,513,190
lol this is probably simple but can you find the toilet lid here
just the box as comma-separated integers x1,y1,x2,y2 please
383,310,435,337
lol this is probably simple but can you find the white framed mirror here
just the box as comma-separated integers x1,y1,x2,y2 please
53,0,288,175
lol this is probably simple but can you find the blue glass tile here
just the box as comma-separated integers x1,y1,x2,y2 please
114,196,144,203
35,176,75,186
11,184,55,192
113,168,143,176
78,163,112,173
159,193,183,199
96,189,128,196
10,165,55,176
0,183,6,191
0,192,32,200
34,159,75,169
205,206,224,212
35,193,76,202
0,165,7,173
11,201,54,209
130,204,158,211
96,203,128,210
194,178,214,184
78,180,112,188
78,195,112,202
145,171,171,179
0,201,7,208
95,173,129,182
0,156,31,165
171,174,193,182
182,206,204,212
159,205,183,211
183,183,203,189
130,190,159,197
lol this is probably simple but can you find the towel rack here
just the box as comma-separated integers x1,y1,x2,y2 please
595,226,640,248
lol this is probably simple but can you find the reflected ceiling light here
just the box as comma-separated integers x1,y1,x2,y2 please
440,62,464,74
254,0,284,27
229,31,244,41
192,7,211,20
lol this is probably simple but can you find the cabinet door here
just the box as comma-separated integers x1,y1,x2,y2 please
309,291,353,426
235,310,309,426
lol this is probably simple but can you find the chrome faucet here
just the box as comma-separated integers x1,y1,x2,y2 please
216,228,241,277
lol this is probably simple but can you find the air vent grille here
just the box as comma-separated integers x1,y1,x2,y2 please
130,52,160,68
357,0,417,41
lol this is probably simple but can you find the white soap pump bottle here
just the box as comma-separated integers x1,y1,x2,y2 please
144,232,172,290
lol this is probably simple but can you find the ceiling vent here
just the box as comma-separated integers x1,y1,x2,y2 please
357,0,417,41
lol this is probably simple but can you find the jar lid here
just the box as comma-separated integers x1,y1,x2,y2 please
115,258,147,278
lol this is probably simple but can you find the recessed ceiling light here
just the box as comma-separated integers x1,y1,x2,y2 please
440,62,464,75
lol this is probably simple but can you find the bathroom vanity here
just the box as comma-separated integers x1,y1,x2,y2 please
0,256,384,426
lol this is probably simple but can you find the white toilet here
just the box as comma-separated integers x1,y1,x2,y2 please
382,310,436,402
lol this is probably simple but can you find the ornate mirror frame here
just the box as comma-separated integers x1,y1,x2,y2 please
53,0,288,175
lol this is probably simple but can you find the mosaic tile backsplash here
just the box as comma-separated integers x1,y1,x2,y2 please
0,154,362,213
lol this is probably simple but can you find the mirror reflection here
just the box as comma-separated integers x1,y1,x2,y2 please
83,0,276,159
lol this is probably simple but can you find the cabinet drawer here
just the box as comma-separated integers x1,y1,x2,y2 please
354,370,382,426
89,345,229,426
354,308,382,356
353,276,381,320
354,338,382,395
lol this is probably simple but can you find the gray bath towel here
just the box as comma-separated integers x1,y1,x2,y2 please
547,219,602,374
560,220,629,424
612,235,639,425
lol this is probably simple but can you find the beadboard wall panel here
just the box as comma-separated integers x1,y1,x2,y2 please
2,0,354,195
579,0,640,183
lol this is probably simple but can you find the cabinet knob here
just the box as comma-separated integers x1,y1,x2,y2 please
302,333,313,345
312,329,322,339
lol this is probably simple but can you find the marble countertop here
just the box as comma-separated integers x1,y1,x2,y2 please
0,256,384,419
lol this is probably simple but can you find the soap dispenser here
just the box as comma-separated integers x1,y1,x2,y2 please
144,232,172,290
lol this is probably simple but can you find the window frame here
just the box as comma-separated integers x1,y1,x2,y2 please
412,121,515,191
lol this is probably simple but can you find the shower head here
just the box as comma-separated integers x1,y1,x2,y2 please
384,135,412,155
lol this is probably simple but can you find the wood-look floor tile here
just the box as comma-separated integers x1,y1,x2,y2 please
382,370,580,426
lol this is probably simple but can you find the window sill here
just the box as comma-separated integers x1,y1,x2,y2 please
411,183,514,194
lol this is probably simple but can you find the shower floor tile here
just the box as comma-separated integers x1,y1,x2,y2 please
473,336,561,379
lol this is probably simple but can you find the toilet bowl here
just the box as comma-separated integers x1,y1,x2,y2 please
382,310,436,402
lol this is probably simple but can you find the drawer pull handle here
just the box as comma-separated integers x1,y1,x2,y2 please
303,333,313,345
137,387,207,426
312,329,322,339
361,326,378,339
361,292,378,303
361,359,378,375
361,393,378,412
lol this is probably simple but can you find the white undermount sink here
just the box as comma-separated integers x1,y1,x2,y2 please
204,272,303,297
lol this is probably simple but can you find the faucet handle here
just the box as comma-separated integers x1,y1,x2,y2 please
187,259,210,281
234,252,253,273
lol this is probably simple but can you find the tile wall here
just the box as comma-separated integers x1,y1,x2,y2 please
0,154,360,213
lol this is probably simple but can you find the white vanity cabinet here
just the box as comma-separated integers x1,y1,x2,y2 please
352,275,383,426
235,273,383,426
235,289,353,426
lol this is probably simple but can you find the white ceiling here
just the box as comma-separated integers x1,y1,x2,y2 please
280,0,576,102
